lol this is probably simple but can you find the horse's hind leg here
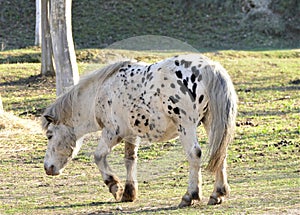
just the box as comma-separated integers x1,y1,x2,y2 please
94,128,124,201
121,137,140,202
208,157,230,205
178,125,202,207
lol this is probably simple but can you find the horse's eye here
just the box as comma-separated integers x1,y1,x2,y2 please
47,135,53,140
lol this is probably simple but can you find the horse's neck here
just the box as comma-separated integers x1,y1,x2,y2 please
72,85,100,139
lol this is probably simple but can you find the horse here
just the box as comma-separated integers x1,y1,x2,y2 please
42,53,237,207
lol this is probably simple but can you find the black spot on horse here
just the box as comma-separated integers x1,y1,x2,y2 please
169,96,179,104
179,79,197,102
175,60,180,66
191,74,196,83
146,73,152,80
146,65,152,73
180,109,186,115
180,59,192,68
170,83,175,88
191,83,197,101
144,119,149,126
191,66,200,77
175,70,182,79
134,119,141,126
173,107,180,115
183,79,188,87
177,80,187,95
198,74,202,82
199,94,204,104
149,124,155,130
168,105,173,110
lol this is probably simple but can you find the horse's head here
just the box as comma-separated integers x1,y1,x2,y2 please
42,114,77,176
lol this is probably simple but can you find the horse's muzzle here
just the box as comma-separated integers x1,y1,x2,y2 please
44,164,59,176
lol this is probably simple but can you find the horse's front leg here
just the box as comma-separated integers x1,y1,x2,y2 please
121,137,140,202
208,157,230,205
178,126,202,207
94,128,124,201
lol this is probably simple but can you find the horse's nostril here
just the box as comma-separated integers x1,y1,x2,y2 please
45,164,56,175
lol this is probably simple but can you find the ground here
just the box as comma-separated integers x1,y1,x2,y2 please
0,49,299,214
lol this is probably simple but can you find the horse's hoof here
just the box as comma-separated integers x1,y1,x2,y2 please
121,197,135,202
178,194,192,207
110,183,124,201
207,196,222,205
178,200,191,208
121,183,137,202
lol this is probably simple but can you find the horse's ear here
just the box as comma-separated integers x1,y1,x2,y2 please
44,115,55,124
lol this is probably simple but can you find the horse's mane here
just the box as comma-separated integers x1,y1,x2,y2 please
42,61,130,130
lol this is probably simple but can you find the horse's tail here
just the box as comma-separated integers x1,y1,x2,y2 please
201,61,238,173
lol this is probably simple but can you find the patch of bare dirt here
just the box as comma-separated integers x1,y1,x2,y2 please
0,111,41,133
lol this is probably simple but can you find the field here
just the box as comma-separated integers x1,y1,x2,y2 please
0,49,299,214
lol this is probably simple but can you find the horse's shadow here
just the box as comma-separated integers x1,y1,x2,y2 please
38,201,179,214
39,201,114,209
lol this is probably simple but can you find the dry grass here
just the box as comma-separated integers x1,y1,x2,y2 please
0,49,299,214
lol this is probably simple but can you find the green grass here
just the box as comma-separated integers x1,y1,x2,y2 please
0,49,299,214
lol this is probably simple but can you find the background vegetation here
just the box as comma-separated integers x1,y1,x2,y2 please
0,0,299,51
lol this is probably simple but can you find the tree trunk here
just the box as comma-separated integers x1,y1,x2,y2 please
50,0,79,96
35,0,42,46
41,0,55,76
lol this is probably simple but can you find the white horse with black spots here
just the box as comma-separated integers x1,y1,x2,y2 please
42,54,237,207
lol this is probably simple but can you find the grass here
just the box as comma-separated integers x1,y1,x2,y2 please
0,49,299,214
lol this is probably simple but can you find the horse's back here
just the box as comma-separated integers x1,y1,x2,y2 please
96,54,218,141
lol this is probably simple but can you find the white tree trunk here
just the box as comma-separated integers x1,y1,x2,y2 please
41,0,55,76
35,0,42,46
50,0,79,96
